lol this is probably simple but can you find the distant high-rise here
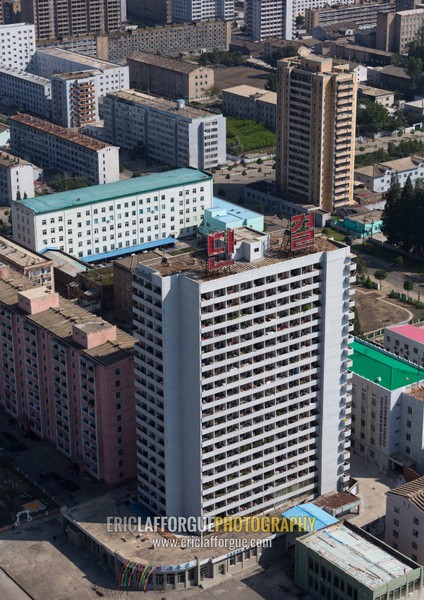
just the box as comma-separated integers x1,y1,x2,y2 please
172,0,233,23
20,0,121,40
276,55,357,213
134,230,354,519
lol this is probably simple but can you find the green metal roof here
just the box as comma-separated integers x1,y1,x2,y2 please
19,168,212,214
349,339,424,391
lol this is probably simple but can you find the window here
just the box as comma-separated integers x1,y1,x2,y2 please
394,518,399,526
393,530,399,538
414,517,420,525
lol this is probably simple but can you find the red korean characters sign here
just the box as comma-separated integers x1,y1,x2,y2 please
290,213,315,252
207,230,235,271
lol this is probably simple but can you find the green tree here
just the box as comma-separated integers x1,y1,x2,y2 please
391,54,401,67
16,191,21,200
356,98,392,135
295,14,305,27
23,192,28,199
132,171,141,178
355,256,368,280
407,56,423,88
404,280,414,291
352,306,363,337
374,269,388,281
227,136,243,155
399,175,415,251
265,74,277,92
393,256,404,267
382,175,403,246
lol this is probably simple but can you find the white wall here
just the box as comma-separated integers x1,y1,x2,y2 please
0,24,36,71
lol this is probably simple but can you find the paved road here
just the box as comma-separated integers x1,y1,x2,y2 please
0,570,33,600
355,130,424,155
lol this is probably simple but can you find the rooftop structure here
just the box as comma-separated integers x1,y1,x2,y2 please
385,324,424,367
388,475,424,510
296,521,420,591
349,339,424,391
199,197,264,235
0,235,53,288
282,503,338,532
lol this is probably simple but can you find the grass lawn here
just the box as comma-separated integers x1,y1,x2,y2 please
352,242,424,273
227,117,276,152
323,227,346,242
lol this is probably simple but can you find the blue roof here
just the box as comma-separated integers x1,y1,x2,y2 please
282,503,338,532
18,168,212,214
79,238,176,263
210,197,263,221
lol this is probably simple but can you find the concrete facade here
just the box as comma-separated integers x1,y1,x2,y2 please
222,85,276,131
0,22,36,70
12,168,213,258
9,113,120,186
305,1,395,33
51,71,99,128
0,65,51,118
0,235,54,288
102,90,226,170
127,52,214,101
172,0,233,23
386,477,424,565
385,324,424,367
0,150,35,204
133,232,354,519
0,268,137,486
376,8,424,53
276,55,357,212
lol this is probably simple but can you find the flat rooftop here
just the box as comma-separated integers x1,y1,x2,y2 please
208,197,263,221
107,90,218,119
135,229,343,282
359,84,393,97
299,522,417,589
387,324,424,345
128,51,207,74
43,250,90,277
36,47,124,71
17,168,211,214
349,339,424,390
0,268,135,365
222,84,277,104
0,65,50,85
53,70,101,80
10,114,115,152
346,210,383,223
0,235,52,268
0,150,33,169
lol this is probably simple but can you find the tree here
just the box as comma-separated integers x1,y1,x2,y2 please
265,74,277,92
399,175,415,251
393,256,404,267
16,191,21,200
391,54,401,67
374,269,388,281
132,171,141,178
382,175,403,246
407,56,423,89
355,256,368,280
356,98,392,135
23,192,27,199
352,306,363,337
227,136,243,155
404,280,414,291
295,14,305,28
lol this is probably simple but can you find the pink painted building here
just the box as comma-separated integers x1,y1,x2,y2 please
385,324,424,367
0,267,137,486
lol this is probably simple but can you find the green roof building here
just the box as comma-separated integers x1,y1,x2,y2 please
349,339,424,475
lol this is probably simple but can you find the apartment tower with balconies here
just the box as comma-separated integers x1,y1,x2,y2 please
276,55,357,213
133,229,355,520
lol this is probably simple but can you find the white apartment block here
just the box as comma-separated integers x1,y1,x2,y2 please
0,23,36,70
133,232,355,519
12,168,213,259
33,48,129,98
0,65,51,118
10,114,119,186
51,71,99,128
245,0,354,40
0,151,35,204
355,156,424,193
385,324,424,367
102,91,226,170
222,85,276,131
386,476,424,564
350,339,424,474
172,0,233,23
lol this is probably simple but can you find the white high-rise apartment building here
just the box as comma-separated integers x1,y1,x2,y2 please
245,0,354,40
0,23,36,70
172,0,233,23
133,230,354,519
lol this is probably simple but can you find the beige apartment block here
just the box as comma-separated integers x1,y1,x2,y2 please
127,51,214,100
222,85,277,130
376,8,424,53
276,55,357,212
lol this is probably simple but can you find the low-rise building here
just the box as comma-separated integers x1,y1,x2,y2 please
386,476,424,564
33,48,129,97
198,197,264,235
0,267,137,486
350,339,424,474
0,235,54,288
12,167,213,259
0,23,36,70
0,150,36,204
127,51,214,100
9,114,120,186
354,156,424,192
296,520,424,600
0,65,51,118
340,209,383,238
222,84,277,130
51,71,100,128
327,39,394,66
404,99,424,119
358,84,395,106
102,90,226,170
385,324,424,367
